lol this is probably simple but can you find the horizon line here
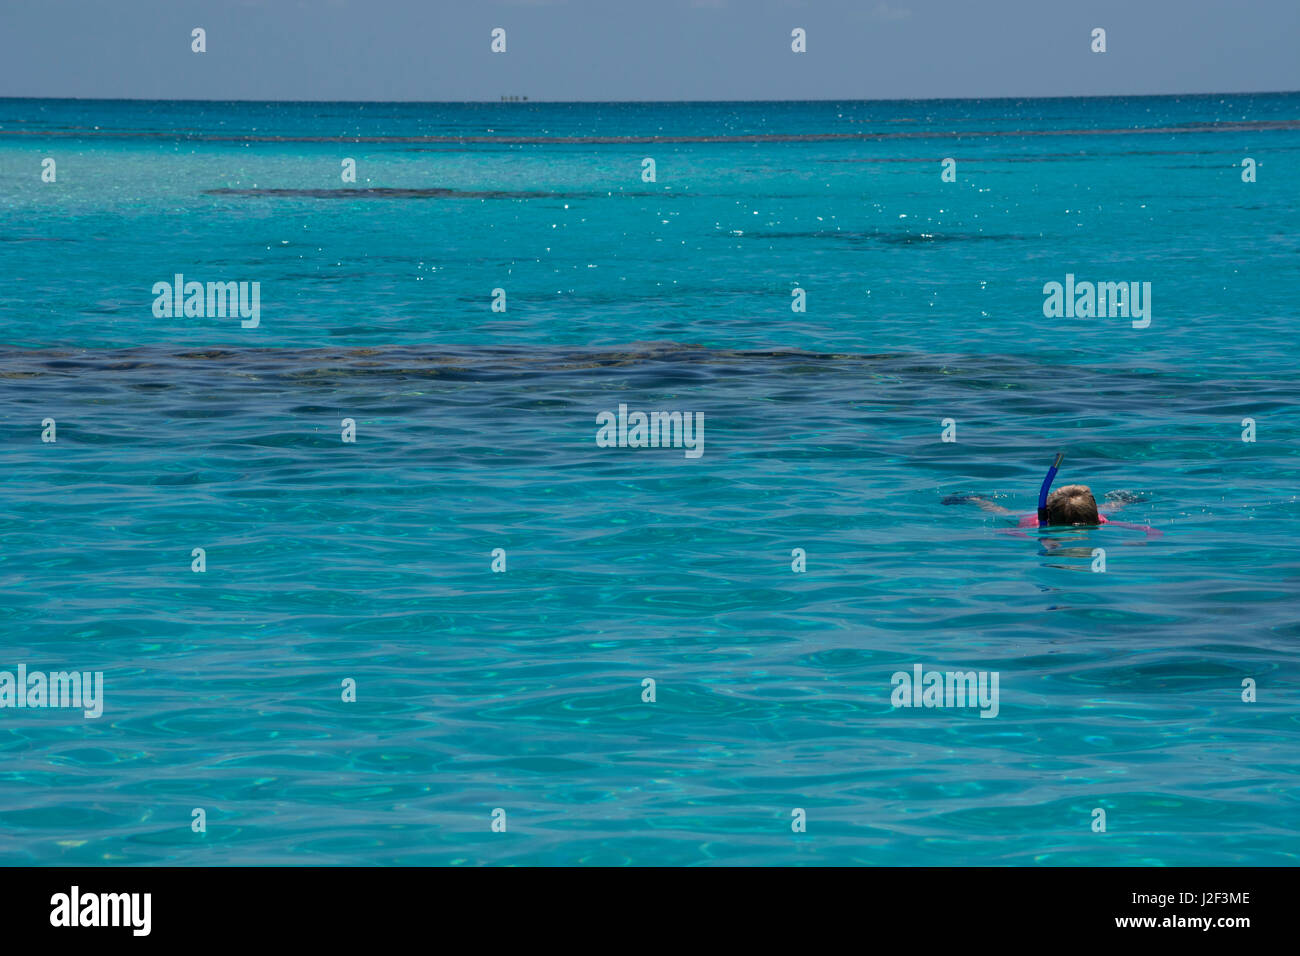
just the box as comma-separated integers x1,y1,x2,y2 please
2,89,1298,107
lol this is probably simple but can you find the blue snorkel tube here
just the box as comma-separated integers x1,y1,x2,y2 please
1037,452,1064,525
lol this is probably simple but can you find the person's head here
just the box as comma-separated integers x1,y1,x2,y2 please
1044,484,1100,525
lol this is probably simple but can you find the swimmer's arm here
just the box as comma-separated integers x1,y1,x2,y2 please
943,494,1015,516
1100,493,1138,516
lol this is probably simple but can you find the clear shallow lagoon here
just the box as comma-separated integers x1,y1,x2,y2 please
0,97,1297,865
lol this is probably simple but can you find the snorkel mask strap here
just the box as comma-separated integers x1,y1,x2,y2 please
1037,453,1064,524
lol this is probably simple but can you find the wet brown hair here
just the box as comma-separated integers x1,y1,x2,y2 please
1045,484,1100,525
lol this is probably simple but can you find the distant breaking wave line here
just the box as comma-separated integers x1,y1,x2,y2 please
202,187,645,199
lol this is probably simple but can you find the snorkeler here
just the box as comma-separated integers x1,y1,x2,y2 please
944,453,1161,536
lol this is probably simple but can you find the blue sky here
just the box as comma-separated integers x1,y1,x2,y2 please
1,0,1296,101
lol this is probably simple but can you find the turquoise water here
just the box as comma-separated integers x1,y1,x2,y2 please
1,96,1298,865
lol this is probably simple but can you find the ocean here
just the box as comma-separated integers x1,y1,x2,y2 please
0,95,1297,865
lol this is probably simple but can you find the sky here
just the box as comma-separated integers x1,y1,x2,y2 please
0,0,1297,102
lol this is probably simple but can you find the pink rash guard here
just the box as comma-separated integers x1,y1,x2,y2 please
1014,513,1161,537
